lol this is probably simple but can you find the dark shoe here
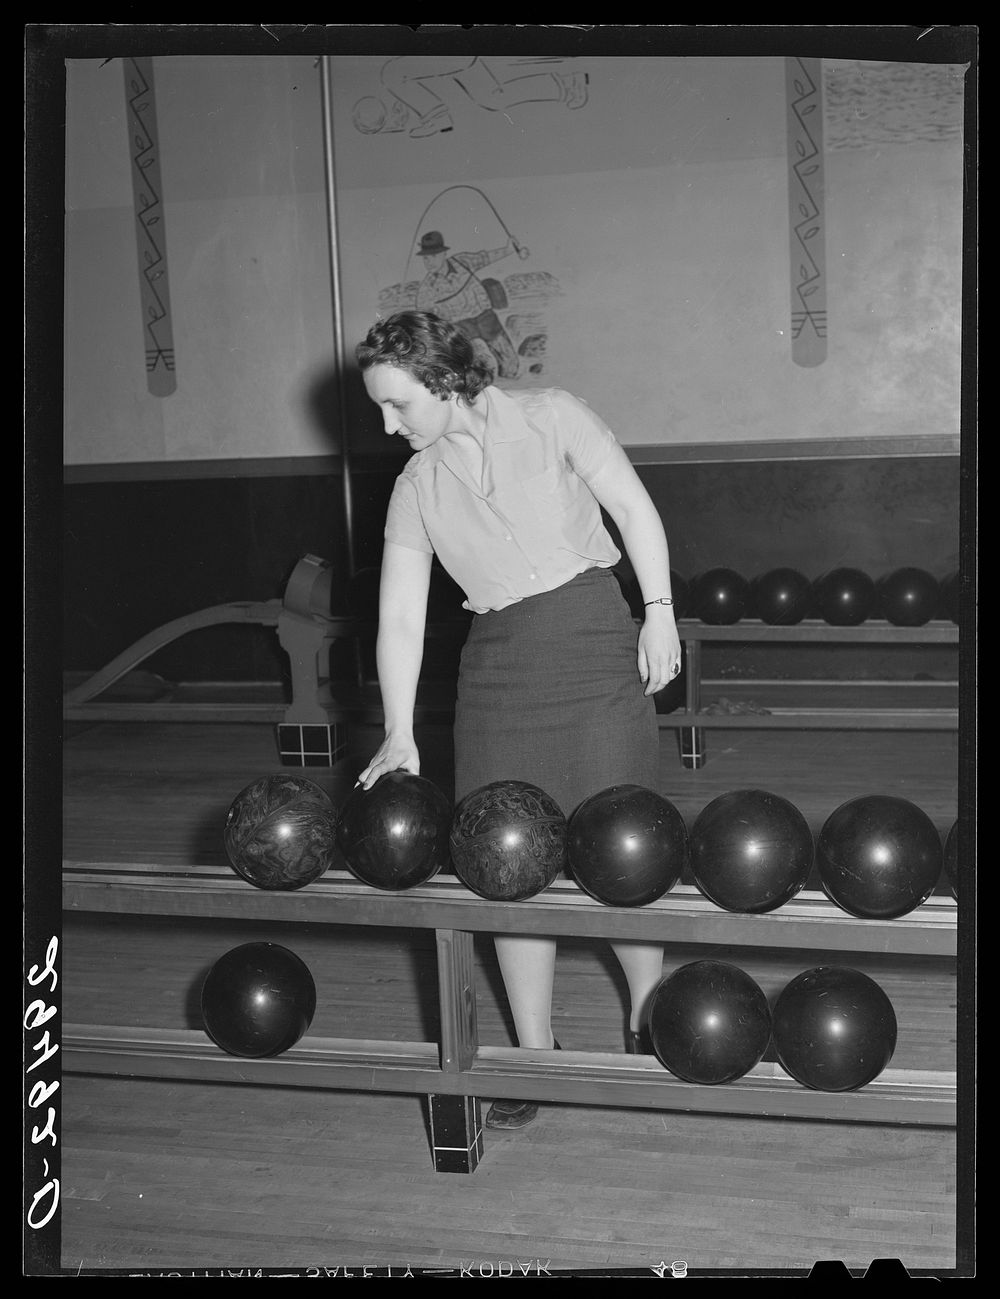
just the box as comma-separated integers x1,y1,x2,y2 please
485,1040,560,1130
626,1027,654,1055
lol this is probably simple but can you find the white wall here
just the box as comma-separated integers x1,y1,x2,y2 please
64,55,334,465
63,53,967,465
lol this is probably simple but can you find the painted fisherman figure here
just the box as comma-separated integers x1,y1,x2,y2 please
414,230,525,380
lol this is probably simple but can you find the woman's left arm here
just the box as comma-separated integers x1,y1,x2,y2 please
588,447,682,696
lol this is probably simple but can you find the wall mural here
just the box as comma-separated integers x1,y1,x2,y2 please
355,56,964,389
823,59,966,150
780,57,967,369
785,57,827,369
376,184,563,382
123,56,176,396
352,55,589,139
350,58,589,377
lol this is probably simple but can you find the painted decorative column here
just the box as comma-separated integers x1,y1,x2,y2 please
124,57,176,395
785,57,827,368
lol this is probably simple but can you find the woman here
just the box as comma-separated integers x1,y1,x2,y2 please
355,310,681,1130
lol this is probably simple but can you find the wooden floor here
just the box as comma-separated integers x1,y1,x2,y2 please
56,719,968,1275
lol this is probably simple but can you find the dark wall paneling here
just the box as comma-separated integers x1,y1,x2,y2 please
630,457,961,583
64,474,348,681
64,456,960,685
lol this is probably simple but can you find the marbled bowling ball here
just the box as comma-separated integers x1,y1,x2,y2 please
772,966,897,1092
750,568,813,625
337,771,452,891
568,784,687,907
201,942,316,1059
876,567,940,627
224,775,338,891
649,960,772,1085
816,794,942,919
812,567,876,626
450,780,567,901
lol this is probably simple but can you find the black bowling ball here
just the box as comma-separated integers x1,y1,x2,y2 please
817,794,942,919
337,771,452,891
201,942,317,1058
450,780,567,901
812,567,876,626
750,568,813,625
876,567,940,627
772,966,897,1092
568,784,687,907
649,960,772,1084
692,568,750,625
689,788,813,913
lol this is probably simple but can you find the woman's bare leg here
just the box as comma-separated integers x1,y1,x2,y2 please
610,940,664,1031
493,934,558,1047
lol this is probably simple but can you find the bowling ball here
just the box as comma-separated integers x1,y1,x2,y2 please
201,942,317,1058
876,567,940,627
817,794,942,919
943,819,958,899
649,960,772,1085
224,775,338,891
812,567,876,626
337,770,452,891
750,568,813,625
691,568,750,624
689,788,813,913
772,966,897,1091
450,780,567,901
568,784,687,907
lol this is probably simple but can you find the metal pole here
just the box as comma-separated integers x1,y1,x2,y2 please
320,56,357,580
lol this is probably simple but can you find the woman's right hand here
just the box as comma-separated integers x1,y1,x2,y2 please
356,734,420,791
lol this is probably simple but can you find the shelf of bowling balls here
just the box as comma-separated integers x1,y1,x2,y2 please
62,616,956,731
61,863,956,958
60,1025,955,1129
62,849,956,1130
321,616,958,647
321,615,958,645
670,622,956,718
675,618,958,643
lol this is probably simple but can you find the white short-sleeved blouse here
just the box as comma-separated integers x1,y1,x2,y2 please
384,386,623,614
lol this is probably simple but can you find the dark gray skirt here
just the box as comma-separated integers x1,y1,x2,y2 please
453,567,660,818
